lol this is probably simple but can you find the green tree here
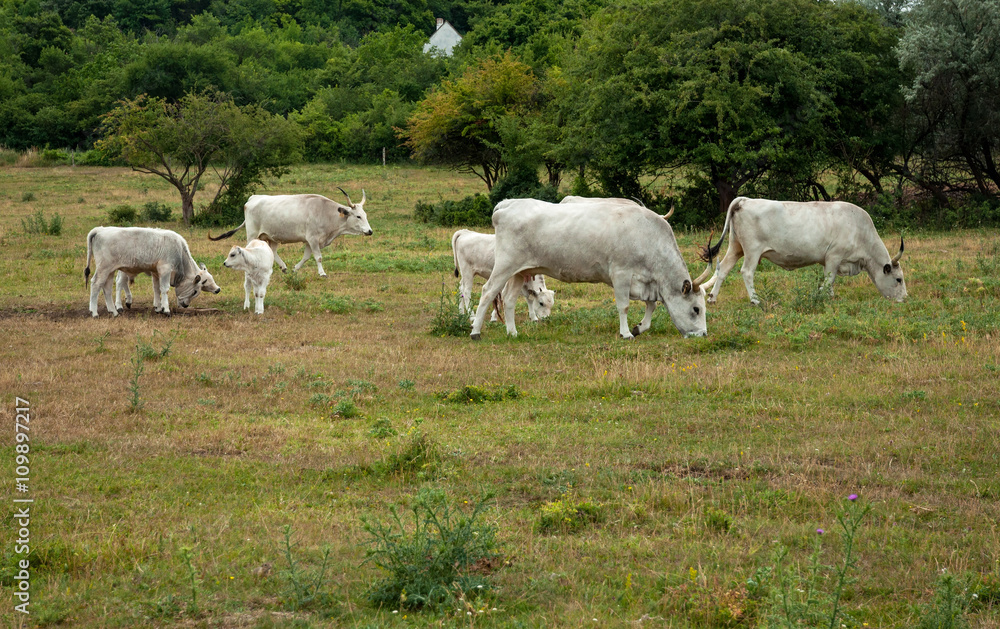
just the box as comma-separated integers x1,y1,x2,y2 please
896,0,1000,202
401,51,540,190
97,91,301,225
557,0,900,216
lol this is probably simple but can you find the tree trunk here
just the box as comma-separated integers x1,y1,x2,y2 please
180,190,195,226
715,179,736,216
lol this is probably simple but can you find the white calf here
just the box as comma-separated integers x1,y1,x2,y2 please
451,229,555,322
223,239,275,314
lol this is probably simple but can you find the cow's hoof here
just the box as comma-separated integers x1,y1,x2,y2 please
125,302,132,309
706,296,716,304
631,325,642,337
117,308,124,314
619,332,635,340
470,333,481,341
281,267,288,274
319,273,327,278
750,298,761,306
91,313,99,319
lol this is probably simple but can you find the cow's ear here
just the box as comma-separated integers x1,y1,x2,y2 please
200,263,207,270
527,289,537,297
682,279,692,294
883,263,892,274
338,206,349,216
194,274,202,284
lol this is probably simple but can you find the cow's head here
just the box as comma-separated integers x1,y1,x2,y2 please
337,188,373,236
665,235,713,337
874,236,907,302
223,246,244,270
524,275,555,319
176,264,221,308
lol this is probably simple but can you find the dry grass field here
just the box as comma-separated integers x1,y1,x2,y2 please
1,164,999,628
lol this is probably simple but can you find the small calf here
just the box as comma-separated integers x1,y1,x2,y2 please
451,229,555,322
223,239,274,314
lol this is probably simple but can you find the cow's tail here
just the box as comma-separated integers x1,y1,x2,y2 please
451,230,463,278
492,294,505,324
208,220,246,241
84,228,96,288
700,197,742,263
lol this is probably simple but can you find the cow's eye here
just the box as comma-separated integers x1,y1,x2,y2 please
694,306,700,315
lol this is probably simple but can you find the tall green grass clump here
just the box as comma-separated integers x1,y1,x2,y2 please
430,281,471,337
277,525,335,613
361,488,502,610
21,210,63,235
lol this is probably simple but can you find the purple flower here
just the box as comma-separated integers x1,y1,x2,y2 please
817,528,824,535
848,494,858,501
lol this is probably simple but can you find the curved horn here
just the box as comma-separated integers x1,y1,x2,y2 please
360,189,366,205
337,187,354,207
692,262,712,291
891,236,904,264
691,231,714,290
664,204,674,220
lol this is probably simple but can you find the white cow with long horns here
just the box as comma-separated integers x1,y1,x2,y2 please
470,199,712,340
700,197,906,304
209,188,372,277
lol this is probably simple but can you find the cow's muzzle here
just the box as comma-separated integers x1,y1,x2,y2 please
214,288,221,294
364,229,373,236
684,330,708,338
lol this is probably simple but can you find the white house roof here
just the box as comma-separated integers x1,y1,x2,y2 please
423,19,462,57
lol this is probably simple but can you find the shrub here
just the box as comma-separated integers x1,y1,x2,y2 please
21,191,35,202
414,194,493,227
140,201,173,222
488,166,560,206
361,488,502,609
277,525,335,613
107,204,138,226
536,498,602,533
440,384,522,404
430,281,471,337
21,210,62,236
369,418,397,439
333,398,358,418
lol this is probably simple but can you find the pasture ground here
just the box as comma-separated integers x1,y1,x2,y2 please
1,164,999,628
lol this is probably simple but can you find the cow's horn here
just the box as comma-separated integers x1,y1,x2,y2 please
664,204,674,220
337,187,354,207
360,189,366,205
891,236,904,264
691,231,714,290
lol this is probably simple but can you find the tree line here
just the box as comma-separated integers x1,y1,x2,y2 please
2,0,998,225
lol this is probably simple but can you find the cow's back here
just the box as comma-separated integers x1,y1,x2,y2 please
92,227,187,273
492,200,682,283
245,194,330,241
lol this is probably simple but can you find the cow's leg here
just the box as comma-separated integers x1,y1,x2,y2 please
150,273,162,312
157,273,172,315
740,251,764,306
90,268,114,317
266,241,287,274
631,301,657,337
101,273,117,317
823,260,839,298
310,240,327,277
243,274,252,310
612,276,635,339
501,275,524,329
471,267,520,339
293,242,313,273
458,269,475,316
114,272,126,313
254,281,266,314
707,240,744,304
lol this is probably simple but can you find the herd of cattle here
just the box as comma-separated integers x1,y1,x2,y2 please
82,189,907,338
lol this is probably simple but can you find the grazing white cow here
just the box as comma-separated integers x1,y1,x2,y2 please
209,189,372,277
451,229,555,323
701,197,906,305
470,199,712,340
223,239,275,314
559,196,674,219
84,227,221,317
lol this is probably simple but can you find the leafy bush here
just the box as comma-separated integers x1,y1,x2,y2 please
430,281,471,337
107,204,138,225
536,498,602,533
362,488,502,609
488,166,560,206
333,398,358,418
369,418,397,438
140,201,173,222
439,384,522,404
414,194,493,227
21,210,62,235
